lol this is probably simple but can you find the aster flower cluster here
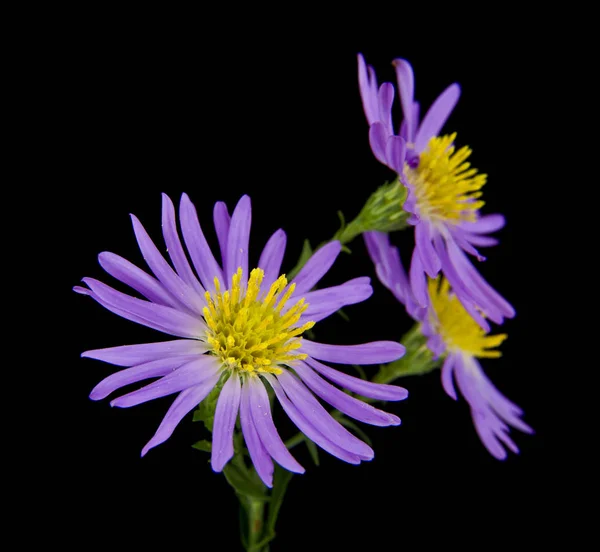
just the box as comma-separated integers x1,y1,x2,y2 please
358,54,532,459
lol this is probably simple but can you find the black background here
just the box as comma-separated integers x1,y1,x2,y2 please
37,8,563,551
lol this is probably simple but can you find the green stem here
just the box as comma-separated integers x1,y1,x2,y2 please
245,497,266,552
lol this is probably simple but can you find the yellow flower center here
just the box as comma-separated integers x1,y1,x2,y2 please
406,133,486,225
203,267,315,375
428,277,506,358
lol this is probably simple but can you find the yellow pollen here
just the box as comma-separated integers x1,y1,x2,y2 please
203,268,314,375
428,277,507,358
406,133,487,224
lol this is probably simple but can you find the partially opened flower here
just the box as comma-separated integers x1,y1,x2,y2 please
358,54,514,330
75,193,407,487
365,232,532,459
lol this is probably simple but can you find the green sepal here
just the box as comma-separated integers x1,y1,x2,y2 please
305,438,320,466
191,439,212,453
223,462,270,501
192,370,229,432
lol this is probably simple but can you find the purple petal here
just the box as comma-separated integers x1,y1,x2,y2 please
369,122,389,166
258,229,287,290
276,371,373,459
248,376,305,474
110,356,221,408
179,193,224,292
291,241,341,295
240,381,274,487
462,233,499,247
357,53,379,125
463,214,505,234
409,247,428,307
161,194,206,296
392,58,415,142
294,362,401,426
81,278,206,338
263,374,362,464
98,252,177,308
131,214,205,315
302,282,372,316
141,378,219,456
89,355,199,400
441,354,458,400
225,195,252,286
301,340,405,365
385,135,406,174
415,222,441,278
211,373,242,472
415,83,461,152
378,82,395,136
213,201,231,266
305,356,408,401
82,339,207,366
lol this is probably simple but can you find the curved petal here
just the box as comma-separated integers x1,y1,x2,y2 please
161,194,206,296
304,356,408,401
392,58,415,142
409,246,428,307
89,355,200,400
378,82,395,136
258,229,287,290
110,356,221,408
302,282,372,316
98,252,177,308
415,222,441,278
440,354,458,400
240,381,274,487
263,374,362,464
369,122,389,166
179,193,224,292
294,361,401,426
226,195,252,286
141,378,219,456
247,376,305,474
211,373,242,472
415,83,461,152
80,278,206,338
357,53,379,125
301,340,405,365
462,214,505,234
291,241,341,295
385,135,406,174
82,340,207,366
213,201,231,266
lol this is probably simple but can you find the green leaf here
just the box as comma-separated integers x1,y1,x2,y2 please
191,439,212,453
305,438,320,466
266,466,294,536
287,239,313,280
223,462,269,501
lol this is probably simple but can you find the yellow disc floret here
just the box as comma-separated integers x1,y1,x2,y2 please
203,267,315,375
428,277,506,358
406,133,487,224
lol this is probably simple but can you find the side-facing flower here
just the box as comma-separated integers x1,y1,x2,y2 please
357,54,514,330
75,193,407,487
365,231,532,459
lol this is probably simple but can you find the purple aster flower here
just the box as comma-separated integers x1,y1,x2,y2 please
358,54,514,329
75,193,407,487
365,231,532,459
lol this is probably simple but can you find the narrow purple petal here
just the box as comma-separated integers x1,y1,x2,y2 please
98,252,177,308
141,379,219,456
211,373,242,472
415,222,441,278
441,354,458,400
291,241,341,295
258,229,287,290
415,83,461,152
213,201,231,266
294,361,401,426
240,381,274,487
89,355,199,400
161,194,206,296
81,278,206,338
248,376,305,474
409,247,428,307
131,214,205,315
179,193,224,292
357,53,379,125
301,340,405,365
385,135,406,174
302,282,372,316
263,374,362,464
305,356,408,401
462,233,499,247
111,356,221,408
276,371,373,459
369,122,389,166
377,82,395,136
463,214,505,234
392,58,415,142
226,195,252,286
82,340,207,366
